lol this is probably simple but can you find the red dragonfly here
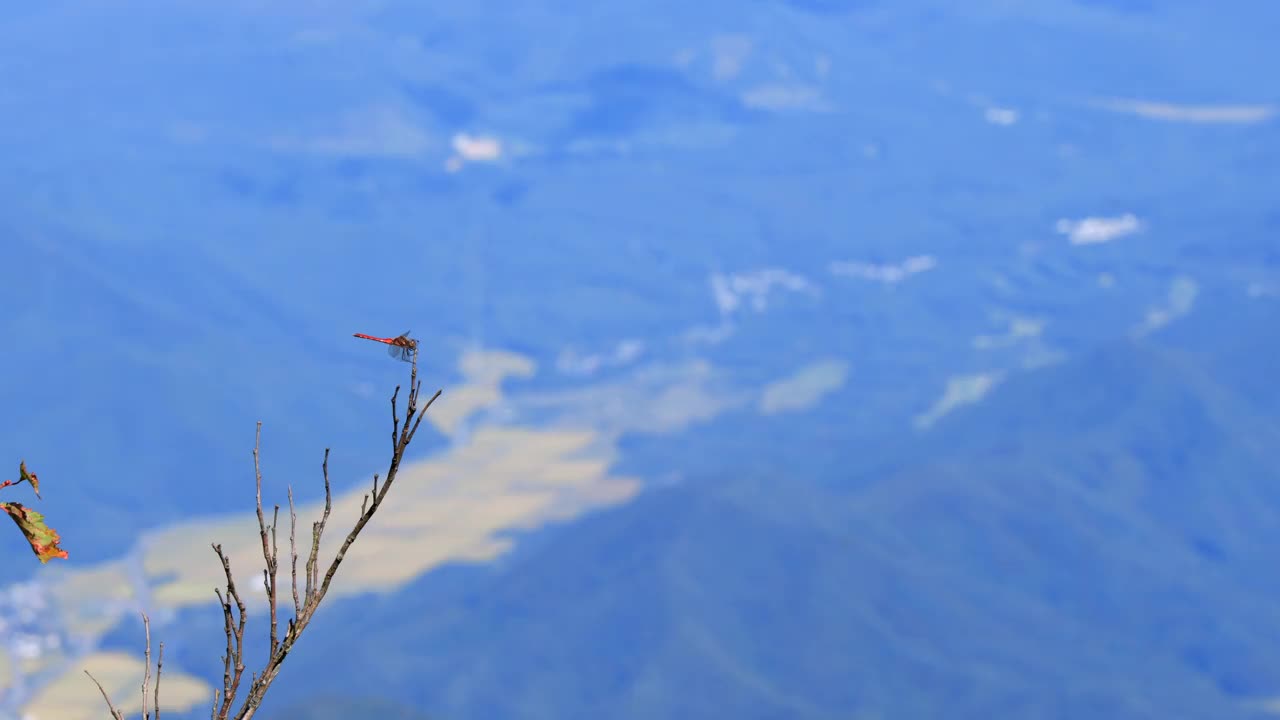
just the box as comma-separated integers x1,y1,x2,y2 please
353,331,418,362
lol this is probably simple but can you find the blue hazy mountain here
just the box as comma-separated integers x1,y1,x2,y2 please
144,293,1277,720
3,0,1276,563
3,1,1280,718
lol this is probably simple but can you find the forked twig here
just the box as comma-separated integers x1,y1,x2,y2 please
90,344,440,719
86,612,161,720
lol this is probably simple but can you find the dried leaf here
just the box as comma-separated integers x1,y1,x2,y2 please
1,502,68,562
19,460,40,499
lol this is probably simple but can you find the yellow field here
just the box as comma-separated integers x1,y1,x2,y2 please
21,350,848,718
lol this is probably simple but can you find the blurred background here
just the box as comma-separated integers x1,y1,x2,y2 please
1,1,1278,718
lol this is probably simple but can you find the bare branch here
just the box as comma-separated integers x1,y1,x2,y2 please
269,504,280,656
407,389,443,447
155,641,164,720
288,485,301,621
252,424,282,660
97,345,441,720
85,669,125,720
212,544,247,720
390,386,402,453
89,612,162,720
142,613,151,720
304,450,332,602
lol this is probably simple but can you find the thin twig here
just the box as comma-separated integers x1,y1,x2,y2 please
213,545,247,720
305,450,333,602
214,585,232,715
252,424,281,659
85,669,125,720
142,613,151,720
269,503,280,656
155,641,164,720
288,485,301,621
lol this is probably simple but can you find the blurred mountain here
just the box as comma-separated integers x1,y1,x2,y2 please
2,0,1277,565
159,293,1278,720
2,1,1279,718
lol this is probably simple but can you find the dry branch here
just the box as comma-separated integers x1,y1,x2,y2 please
93,342,440,719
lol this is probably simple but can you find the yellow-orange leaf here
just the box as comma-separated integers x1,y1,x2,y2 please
1,502,68,563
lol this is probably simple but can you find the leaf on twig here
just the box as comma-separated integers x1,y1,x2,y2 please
0,502,68,562
19,460,40,498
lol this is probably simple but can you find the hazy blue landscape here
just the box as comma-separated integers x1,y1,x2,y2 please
1,1,1278,718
